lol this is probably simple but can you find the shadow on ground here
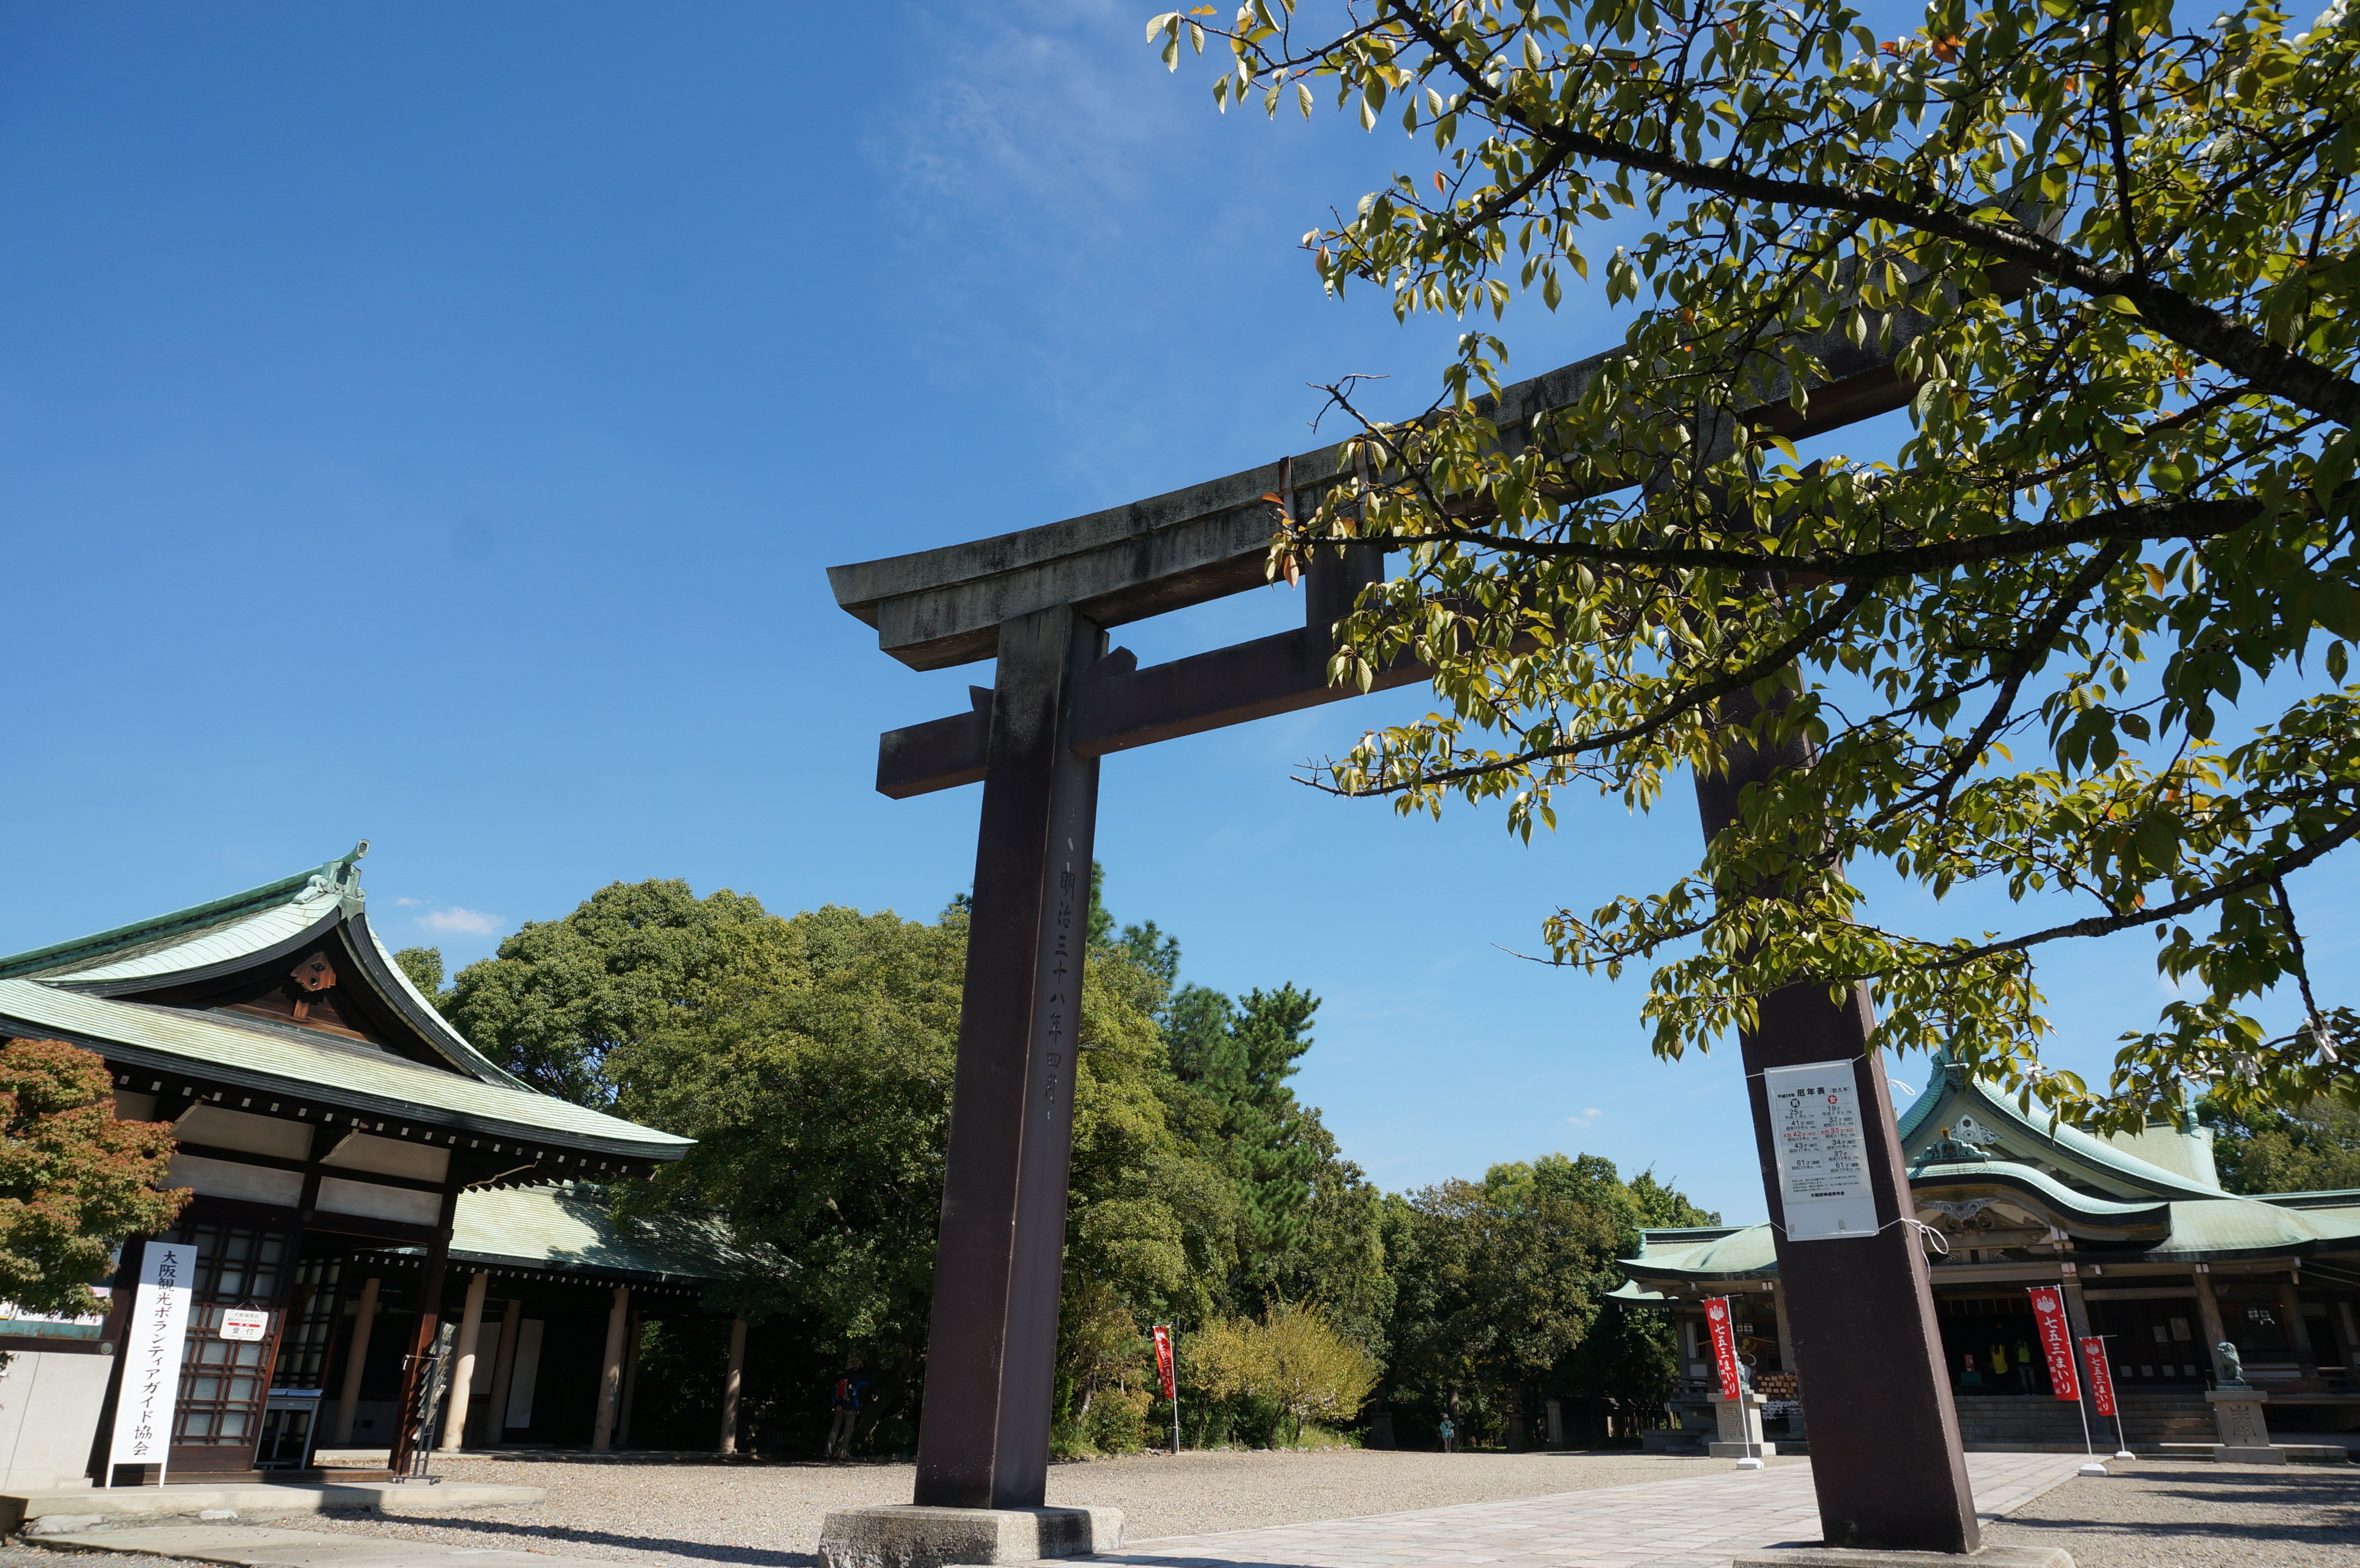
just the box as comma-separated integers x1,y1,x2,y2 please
1994,1463,2360,1547
367,1512,813,1568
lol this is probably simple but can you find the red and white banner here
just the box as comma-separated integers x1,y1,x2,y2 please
2027,1286,2080,1402
1703,1296,1743,1400
2078,1336,2117,1418
1152,1324,1176,1400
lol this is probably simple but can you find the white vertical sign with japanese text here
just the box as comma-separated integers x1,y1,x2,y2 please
1763,1060,1879,1239
109,1241,195,1480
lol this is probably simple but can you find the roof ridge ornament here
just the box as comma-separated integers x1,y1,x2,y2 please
294,842,369,905
1917,1124,1995,1165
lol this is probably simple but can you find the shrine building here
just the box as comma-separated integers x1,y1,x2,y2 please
0,845,750,1488
1612,1053,2360,1453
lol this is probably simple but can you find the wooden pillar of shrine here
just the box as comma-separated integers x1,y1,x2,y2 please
385,1187,461,1473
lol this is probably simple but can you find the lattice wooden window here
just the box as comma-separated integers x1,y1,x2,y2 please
166,1220,291,1447
270,1256,343,1392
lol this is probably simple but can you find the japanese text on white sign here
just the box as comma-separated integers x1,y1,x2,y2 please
108,1240,196,1481
1763,1060,1879,1240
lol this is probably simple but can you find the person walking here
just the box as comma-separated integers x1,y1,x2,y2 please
825,1366,863,1460
1438,1415,1456,1454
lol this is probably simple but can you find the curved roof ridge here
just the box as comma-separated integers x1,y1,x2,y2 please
1893,1049,1955,1143
351,913,535,1091
1908,1156,2173,1223
1959,1075,2222,1200
0,978,688,1158
1901,1051,2220,1201
0,843,368,981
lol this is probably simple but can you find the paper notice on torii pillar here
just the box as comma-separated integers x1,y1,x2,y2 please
1763,1060,1880,1240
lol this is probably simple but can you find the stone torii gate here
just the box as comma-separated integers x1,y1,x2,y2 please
824,331,1980,1559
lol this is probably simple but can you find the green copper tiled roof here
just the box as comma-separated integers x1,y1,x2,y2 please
0,846,689,1164
1907,1159,2173,1229
1899,1050,2220,1200
0,979,688,1161
1615,1161,2360,1291
0,847,369,982
26,898,341,986
346,911,536,1090
1623,1223,1782,1281
0,845,532,1090
449,1184,748,1286
1615,1057,2360,1290
2141,1195,2360,1258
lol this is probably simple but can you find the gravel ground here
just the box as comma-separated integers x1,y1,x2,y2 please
0,1449,1798,1567
291,1448,1807,1562
2,1449,2345,1568
1980,1458,2360,1568
0,1544,189,1568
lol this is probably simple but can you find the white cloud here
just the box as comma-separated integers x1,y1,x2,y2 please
1567,1107,1604,1129
418,907,501,936
393,896,422,907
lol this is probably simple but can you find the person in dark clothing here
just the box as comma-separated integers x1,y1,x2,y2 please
826,1368,865,1459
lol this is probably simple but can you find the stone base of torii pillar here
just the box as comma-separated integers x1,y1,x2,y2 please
816,1504,1122,1568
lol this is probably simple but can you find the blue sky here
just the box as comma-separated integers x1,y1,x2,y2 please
2,3,2344,1224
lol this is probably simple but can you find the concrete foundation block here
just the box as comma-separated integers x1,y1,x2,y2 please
1709,1441,1779,1458
2214,1445,2290,1464
1734,1547,2073,1568
816,1504,1122,1568
23,1513,105,1537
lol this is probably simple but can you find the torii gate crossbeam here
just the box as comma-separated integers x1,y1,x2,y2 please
827,327,1979,1555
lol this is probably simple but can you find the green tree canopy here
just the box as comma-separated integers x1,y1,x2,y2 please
392,945,445,1000
1192,1300,1382,1443
443,879,786,1103
1382,1167,1618,1439
1376,1149,1713,1445
613,905,967,1383
1153,0,2360,1131
459,871,1714,1455
578,882,1255,1453
2204,1093,2360,1190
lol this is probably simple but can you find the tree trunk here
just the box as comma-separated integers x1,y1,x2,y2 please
1507,1379,1527,1452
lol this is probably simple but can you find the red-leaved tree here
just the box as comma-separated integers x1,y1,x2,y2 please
0,1038,187,1316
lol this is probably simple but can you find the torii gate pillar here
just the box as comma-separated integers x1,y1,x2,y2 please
915,603,1105,1508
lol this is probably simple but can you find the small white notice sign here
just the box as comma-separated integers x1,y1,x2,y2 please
1764,1060,1879,1240
220,1308,270,1342
109,1240,197,1480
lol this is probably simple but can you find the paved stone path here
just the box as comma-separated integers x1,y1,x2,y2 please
1057,1453,2088,1568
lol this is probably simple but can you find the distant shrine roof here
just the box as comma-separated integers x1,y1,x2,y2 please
0,844,690,1166
1612,1052,2360,1295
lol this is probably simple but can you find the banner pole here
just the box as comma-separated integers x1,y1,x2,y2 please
2074,1381,2098,1468
2102,1335,2133,1460
2028,1284,2105,1476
